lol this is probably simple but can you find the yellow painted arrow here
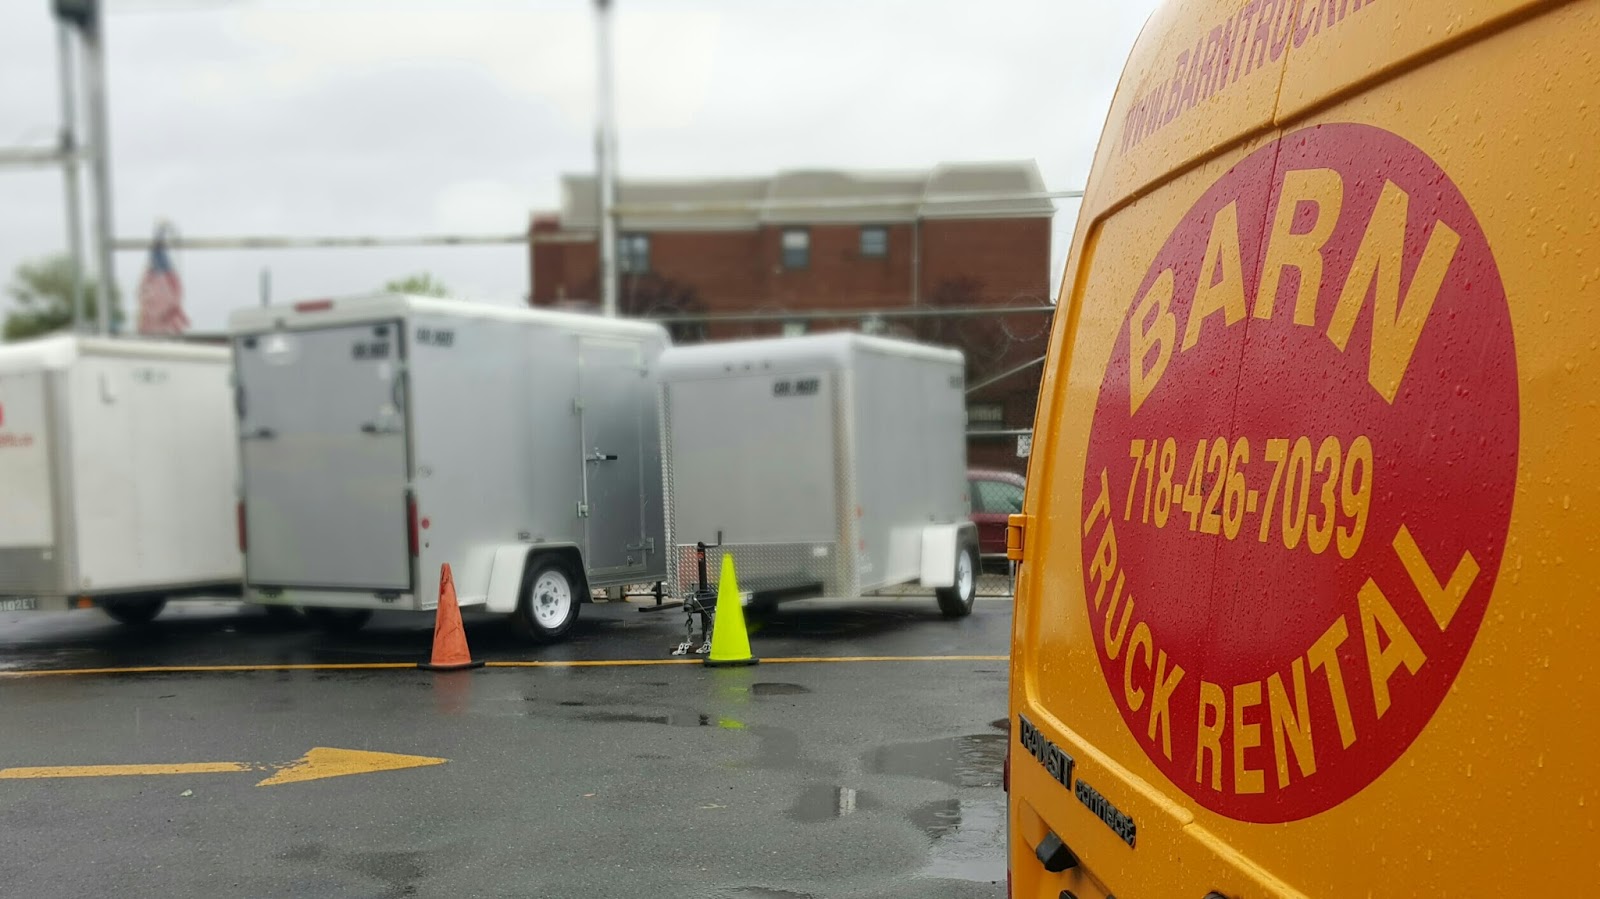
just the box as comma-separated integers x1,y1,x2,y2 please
0,747,446,787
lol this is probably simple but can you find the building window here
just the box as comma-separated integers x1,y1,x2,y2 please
967,403,1005,427
781,228,810,269
782,321,807,337
860,226,888,258
618,233,651,274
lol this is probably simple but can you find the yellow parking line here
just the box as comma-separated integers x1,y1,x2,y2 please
0,655,1007,678
486,659,700,668
0,762,252,779
759,655,1008,664
0,662,416,678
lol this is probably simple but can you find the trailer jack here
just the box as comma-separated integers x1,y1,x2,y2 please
670,539,718,656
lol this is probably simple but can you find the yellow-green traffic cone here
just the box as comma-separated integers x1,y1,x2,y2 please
705,553,759,667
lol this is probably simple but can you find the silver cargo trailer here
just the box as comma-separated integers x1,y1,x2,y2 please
229,294,669,640
659,333,979,617
0,336,241,624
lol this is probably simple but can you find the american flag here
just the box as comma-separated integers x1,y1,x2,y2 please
136,225,190,336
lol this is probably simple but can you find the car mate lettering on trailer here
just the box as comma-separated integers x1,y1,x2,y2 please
1081,124,1516,823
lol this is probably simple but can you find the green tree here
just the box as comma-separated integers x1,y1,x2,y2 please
383,273,450,297
3,255,121,342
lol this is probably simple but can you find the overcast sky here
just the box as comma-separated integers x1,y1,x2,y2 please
0,0,1156,332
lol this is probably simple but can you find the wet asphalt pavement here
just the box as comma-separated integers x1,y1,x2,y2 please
0,597,1011,898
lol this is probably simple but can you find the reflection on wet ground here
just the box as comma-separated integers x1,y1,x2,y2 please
786,784,882,823
911,797,1007,884
1,599,1013,896
867,733,1007,788
750,682,811,696
577,710,714,727
776,732,1008,886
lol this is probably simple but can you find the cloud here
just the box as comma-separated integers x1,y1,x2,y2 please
0,0,1155,332
236,5,722,131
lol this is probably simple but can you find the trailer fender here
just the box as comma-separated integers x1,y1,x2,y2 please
484,544,591,614
919,522,976,589
483,546,530,614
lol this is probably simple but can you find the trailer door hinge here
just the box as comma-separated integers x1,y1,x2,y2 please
1007,513,1032,563
625,538,655,552
577,502,590,518
572,399,584,413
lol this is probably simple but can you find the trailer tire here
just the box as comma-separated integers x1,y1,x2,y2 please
512,556,581,642
101,597,166,626
935,539,979,618
305,607,372,636
263,605,303,623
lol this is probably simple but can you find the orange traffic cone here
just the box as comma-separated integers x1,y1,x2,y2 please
419,563,484,671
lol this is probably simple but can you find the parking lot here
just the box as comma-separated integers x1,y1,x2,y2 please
0,592,1011,898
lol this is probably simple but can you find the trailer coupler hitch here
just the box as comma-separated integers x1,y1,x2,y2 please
670,538,719,655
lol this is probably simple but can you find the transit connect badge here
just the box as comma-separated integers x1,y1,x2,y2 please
1078,124,1518,823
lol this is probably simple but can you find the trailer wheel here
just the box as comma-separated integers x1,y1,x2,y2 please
263,605,303,623
101,597,167,626
936,539,979,618
305,607,372,636
512,557,581,642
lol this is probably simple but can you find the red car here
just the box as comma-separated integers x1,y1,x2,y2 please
967,468,1026,566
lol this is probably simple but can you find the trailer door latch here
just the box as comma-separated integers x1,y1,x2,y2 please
577,502,590,518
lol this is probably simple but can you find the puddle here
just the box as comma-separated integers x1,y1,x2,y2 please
785,784,879,823
719,889,815,899
751,682,811,697
277,845,432,898
578,711,713,728
866,733,1006,787
910,797,1006,884
348,849,430,899
909,798,964,840
988,717,1009,732
558,700,587,707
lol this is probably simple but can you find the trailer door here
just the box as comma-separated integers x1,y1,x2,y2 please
577,338,650,576
0,369,60,596
235,322,412,591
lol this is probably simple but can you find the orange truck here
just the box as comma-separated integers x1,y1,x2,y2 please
1007,0,1599,896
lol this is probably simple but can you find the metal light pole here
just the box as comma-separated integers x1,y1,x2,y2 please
75,0,118,336
55,22,88,334
594,0,619,318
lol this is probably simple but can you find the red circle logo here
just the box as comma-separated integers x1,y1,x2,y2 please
1080,124,1517,822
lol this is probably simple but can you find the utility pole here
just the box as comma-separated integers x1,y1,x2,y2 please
53,0,116,336
80,2,117,335
55,21,87,334
594,0,619,318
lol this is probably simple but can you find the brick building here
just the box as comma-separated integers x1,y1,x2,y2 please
527,162,1055,473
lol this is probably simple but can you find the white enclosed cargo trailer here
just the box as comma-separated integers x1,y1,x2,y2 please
229,294,670,639
0,336,240,623
659,333,979,617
